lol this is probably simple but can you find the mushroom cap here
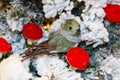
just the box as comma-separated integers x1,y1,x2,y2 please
0,38,12,53
104,4,120,23
66,47,90,70
22,23,43,40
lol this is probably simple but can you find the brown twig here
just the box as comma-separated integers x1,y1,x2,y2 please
20,40,66,61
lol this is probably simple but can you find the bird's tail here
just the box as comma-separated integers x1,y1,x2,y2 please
20,40,56,61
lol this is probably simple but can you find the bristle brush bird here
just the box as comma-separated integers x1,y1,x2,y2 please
21,19,81,60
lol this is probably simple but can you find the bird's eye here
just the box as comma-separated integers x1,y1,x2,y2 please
69,26,72,30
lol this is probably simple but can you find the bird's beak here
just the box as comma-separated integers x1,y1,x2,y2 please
77,29,80,33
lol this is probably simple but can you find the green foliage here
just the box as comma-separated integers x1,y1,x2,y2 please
10,8,27,20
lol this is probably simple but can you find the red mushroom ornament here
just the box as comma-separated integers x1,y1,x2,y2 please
66,47,90,70
0,38,12,53
22,23,43,40
104,4,120,23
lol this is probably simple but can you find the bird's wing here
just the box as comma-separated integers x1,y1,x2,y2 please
56,36,75,52
48,32,75,52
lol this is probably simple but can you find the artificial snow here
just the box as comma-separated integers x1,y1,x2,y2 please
0,22,26,53
0,54,32,80
100,55,120,80
42,0,74,18
35,55,84,80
